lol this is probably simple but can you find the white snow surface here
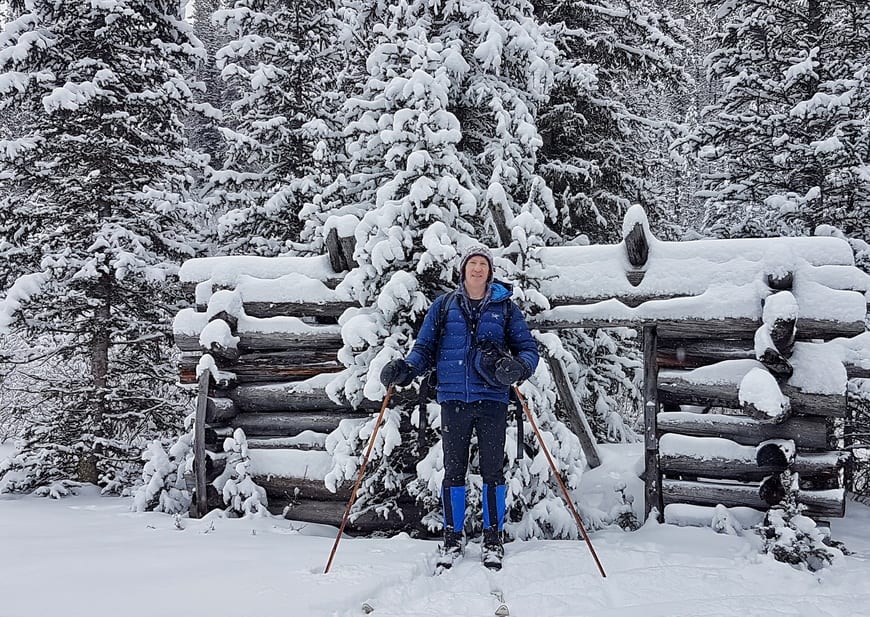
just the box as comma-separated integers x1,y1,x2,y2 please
178,254,339,284
738,367,789,419
534,234,867,323
662,355,846,395
1,442,869,617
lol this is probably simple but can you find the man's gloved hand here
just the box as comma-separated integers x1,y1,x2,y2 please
380,359,413,387
494,356,526,386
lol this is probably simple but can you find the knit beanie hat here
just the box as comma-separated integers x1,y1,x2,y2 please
459,244,494,283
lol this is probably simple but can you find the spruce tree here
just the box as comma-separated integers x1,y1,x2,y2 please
534,0,691,243
210,0,344,256
321,0,610,537
0,0,204,493
682,1,870,239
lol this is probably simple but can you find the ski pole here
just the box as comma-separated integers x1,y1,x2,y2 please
324,385,394,574
513,385,607,578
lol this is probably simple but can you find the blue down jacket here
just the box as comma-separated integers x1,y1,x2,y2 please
405,280,540,404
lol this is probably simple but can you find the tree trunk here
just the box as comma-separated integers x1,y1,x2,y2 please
82,269,112,484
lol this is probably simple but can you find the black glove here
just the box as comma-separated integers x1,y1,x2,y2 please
493,356,526,386
380,359,413,387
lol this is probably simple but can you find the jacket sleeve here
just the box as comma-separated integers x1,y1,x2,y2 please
506,302,539,378
404,294,444,377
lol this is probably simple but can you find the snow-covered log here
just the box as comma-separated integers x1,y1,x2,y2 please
175,330,343,353
528,314,864,341
273,499,427,533
545,354,601,467
243,300,356,319
661,479,845,518
232,411,370,437
738,368,790,423
228,378,383,413
179,354,343,384
755,439,795,469
658,338,870,379
658,434,844,481
658,366,845,418
656,412,827,449
206,397,239,423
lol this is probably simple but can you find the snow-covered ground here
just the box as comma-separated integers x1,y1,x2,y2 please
1,441,869,617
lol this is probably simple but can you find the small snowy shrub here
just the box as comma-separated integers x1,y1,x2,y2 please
611,482,640,531
213,429,268,517
756,472,841,571
131,433,194,514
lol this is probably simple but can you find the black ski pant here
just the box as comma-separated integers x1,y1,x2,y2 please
441,399,508,531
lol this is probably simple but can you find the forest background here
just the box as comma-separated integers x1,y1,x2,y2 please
0,0,867,528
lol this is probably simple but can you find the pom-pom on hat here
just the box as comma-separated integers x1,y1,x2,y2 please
459,244,494,283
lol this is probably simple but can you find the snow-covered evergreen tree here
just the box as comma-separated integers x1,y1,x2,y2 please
319,0,614,537
210,0,344,256
756,471,841,571
213,428,268,516
131,433,194,514
681,1,870,239
534,0,692,243
0,0,204,493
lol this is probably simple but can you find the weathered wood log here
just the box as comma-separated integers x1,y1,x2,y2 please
229,381,384,413
545,354,601,468
755,440,795,470
738,367,791,424
768,317,796,356
208,310,238,333
767,271,794,290
658,339,869,379
256,474,351,502
244,300,358,319
625,270,646,286
658,340,754,368
658,372,845,418
756,347,793,379
656,411,827,450
488,201,512,248
759,474,786,506
339,235,357,270
232,411,370,437
206,397,239,423
325,227,347,273
624,222,649,268
754,322,793,378
527,314,865,341
661,479,845,518
175,330,343,353
643,325,662,520
272,498,428,533
659,444,844,482
194,372,209,517
179,358,343,385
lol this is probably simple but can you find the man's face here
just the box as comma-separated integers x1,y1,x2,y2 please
464,256,490,285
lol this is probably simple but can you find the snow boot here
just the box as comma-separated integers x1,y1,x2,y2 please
435,529,464,573
481,527,504,571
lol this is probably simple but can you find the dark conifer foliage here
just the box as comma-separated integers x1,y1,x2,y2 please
681,1,870,238
0,0,204,493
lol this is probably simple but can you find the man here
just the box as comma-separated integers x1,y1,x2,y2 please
380,244,540,571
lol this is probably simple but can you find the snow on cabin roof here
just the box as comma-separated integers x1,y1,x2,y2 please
178,254,339,285
533,207,870,325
